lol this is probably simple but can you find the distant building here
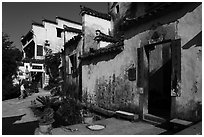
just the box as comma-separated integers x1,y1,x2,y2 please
20,16,81,88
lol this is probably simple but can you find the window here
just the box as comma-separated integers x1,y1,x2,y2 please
116,5,119,14
69,54,77,77
37,45,43,56
57,28,63,38
32,65,42,70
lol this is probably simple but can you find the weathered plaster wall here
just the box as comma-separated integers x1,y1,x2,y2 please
82,37,140,112
113,2,202,121
123,3,202,121
82,14,111,53
82,3,202,120
82,5,178,113
175,4,202,122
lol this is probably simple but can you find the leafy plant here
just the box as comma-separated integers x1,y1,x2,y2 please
2,33,22,100
36,96,54,107
31,96,58,125
50,86,61,96
81,91,95,117
56,96,82,125
33,107,55,125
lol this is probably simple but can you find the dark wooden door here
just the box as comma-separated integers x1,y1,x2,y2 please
147,42,172,119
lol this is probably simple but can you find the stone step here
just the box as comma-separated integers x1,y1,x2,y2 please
170,118,192,126
143,113,166,125
115,110,139,121
91,105,116,117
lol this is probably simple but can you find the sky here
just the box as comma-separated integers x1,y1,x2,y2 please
2,2,108,50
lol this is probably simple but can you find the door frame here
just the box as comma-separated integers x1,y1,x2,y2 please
138,39,181,120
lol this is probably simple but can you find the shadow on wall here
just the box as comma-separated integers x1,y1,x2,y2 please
81,50,123,66
2,114,38,135
176,99,202,122
124,3,201,40
182,31,202,49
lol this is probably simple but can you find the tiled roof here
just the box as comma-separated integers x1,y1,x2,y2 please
80,5,111,21
42,18,57,25
56,16,82,25
94,30,118,43
32,21,44,27
64,34,82,49
120,2,178,31
64,25,82,34
79,41,124,60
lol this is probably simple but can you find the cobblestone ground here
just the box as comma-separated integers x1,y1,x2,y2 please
2,89,50,135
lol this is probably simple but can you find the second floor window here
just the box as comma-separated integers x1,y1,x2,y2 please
57,28,63,38
37,45,43,56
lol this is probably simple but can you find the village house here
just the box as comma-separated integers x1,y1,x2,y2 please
60,25,82,98
64,3,201,124
20,16,81,88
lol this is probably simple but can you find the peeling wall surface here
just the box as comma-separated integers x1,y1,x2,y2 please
82,39,140,112
82,3,202,121
176,4,202,122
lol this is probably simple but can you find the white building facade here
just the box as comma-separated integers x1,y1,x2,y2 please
21,16,82,88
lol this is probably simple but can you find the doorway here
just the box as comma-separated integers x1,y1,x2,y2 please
146,42,172,119
31,72,43,88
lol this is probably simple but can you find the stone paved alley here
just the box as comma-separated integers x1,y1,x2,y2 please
2,89,202,135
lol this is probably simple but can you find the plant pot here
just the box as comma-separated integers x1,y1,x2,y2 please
84,116,94,124
39,123,52,135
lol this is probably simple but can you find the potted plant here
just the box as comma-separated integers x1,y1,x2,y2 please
82,92,94,124
36,107,55,135
82,109,94,124
31,96,56,135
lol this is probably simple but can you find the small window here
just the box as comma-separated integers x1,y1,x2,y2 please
32,65,42,70
57,28,63,38
69,54,77,77
37,45,43,56
116,5,119,14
